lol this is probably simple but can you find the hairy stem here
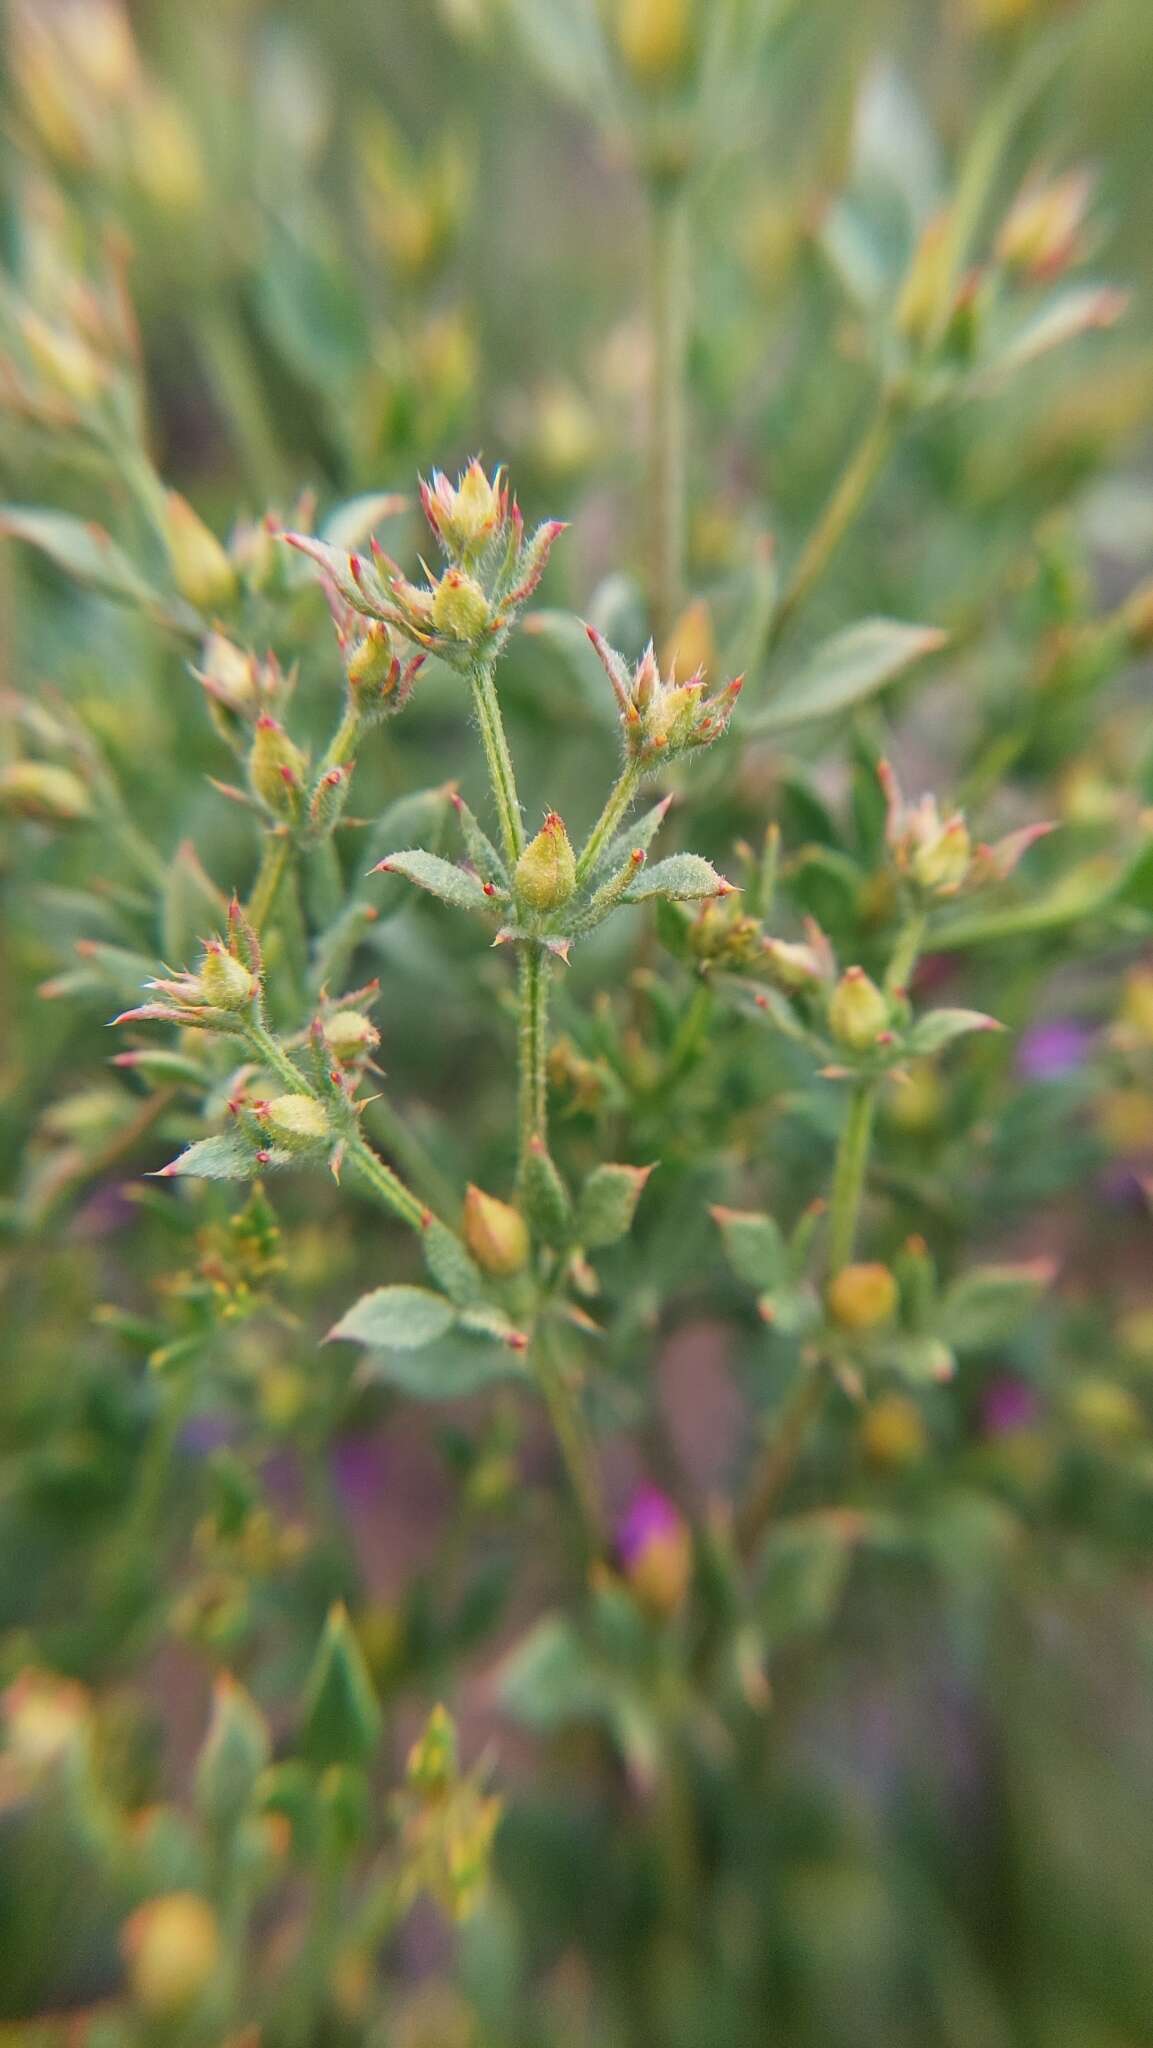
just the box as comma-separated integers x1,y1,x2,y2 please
765,393,898,656
248,832,294,933
469,655,524,866
574,759,643,887
885,908,927,998
532,1324,604,1556
646,176,691,653
827,1079,878,1275
518,945,550,1178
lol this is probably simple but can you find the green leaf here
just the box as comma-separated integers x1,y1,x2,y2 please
497,1616,605,1730
930,855,1125,950
939,1260,1054,1352
157,1132,262,1181
589,796,674,881
453,795,509,888
328,1285,457,1349
299,1605,382,1771
577,1163,653,1248
503,0,614,109
363,1335,528,1399
712,1207,786,1291
0,507,166,611
372,848,493,916
905,1007,1002,1055
989,284,1128,377
163,841,228,966
321,492,408,551
756,1512,855,1646
624,854,731,903
421,1219,485,1306
751,619,946,734
522,1137,574,1249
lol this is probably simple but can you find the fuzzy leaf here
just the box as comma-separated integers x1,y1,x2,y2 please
0,507,167,611
588,797,673,882
421,1219,485,1306
577,1164,653,1249
623,854,731,903
523,1137,574,1248
372,848,493,916
939,1261,1054,1352
362,1334,528,1398
712,1207,787,1291
328,1285,456,1349
157,1132,262,1181
321,492,408,551
905,1007,1002,1054
497,1616,605,1730
751,619,946,734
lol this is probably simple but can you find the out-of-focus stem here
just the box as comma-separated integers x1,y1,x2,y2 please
827,1079,878,1275
247,832,293,932
766,393,898,656
469,654,524,867
646,175,691,654
518,945,550,1179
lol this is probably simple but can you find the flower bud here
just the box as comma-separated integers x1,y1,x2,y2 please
406,1702,458,1796
661,597,715,682
197,632,260,720
909,812,971,895
617,1487,692,1619
827,1262,898,1332
260,1094,329,1152
762,935,825,993
827,968,889,1052
121,1894,221,2017
430,568,491,641
514,812,576,913
20,312,106,406
1121,579,1153,655
421,459,504,559
345,621,397,697
895,213,954,352
324,1010,380,1065
0,761,90,821
462,1184,530,1276
248,716,308,822
129,92,205,216
163,492,236,611
3,1670,90,1766
996,170,1093,284
196,942,257,1012
616,0,692,85
860,1393,927,1468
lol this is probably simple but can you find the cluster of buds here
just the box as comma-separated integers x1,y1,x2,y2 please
394,1705,502,1923
754,922,1000,1077
287,459,565,669
115,902,262,1034
355,111,469,284
587,627,742,765
329,605,425,725
879,760,1053,901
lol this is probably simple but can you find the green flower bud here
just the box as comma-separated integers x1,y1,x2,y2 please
196,942,257,1012
248,716,308,822
514,812,575,913
324,1011,380,1065
430,568,491,641
616,0,692,84
345,621,397,696
163,491,236,612
828,967,889,1052
260,1094,329,1152
462,1184,530,1276
406,1702,459,1796
0,761,90,821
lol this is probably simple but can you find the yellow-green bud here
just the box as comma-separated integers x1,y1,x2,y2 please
163,492,236,612
324,1011,380,1064
346,622,396,695
616,0,692,84
406,1702,459,1796
121,1894,221,2017
261,1095,329,1152
514,812,576,913
20,311,106,405
198,631,260,718
197,943,257,1012
462,1184,530,1276
0,761,90,821
430,568,491,641
827,1262,898,1332
910,814,971,896
860,1393,927,1467
828,968,889,1052
248,716,308,821
762,935,824,993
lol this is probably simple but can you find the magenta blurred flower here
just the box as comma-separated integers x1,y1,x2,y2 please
1015,1018,1091,1082
980,1375,1041,1437
616,1485,692,1618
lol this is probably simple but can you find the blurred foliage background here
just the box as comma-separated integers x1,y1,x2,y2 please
2,0,1153,2043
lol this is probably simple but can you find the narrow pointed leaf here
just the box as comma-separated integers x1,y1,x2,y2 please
623,854,732,903
751,620,946,734
372,848,493,916
328,1285,456,1349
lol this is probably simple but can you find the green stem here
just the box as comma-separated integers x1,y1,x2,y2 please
767,394,899,656
735,1369,827,1561
532,1324,604,1556
827,1080,878,1276
517,945,550,1178
574,759,643,887
247,832,294,933
885,909,927,998
345,1134,431,1234
469,655,524,866
195,303,286,502
646,174,691,652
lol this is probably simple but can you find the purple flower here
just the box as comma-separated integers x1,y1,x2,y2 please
1015,1018,1091,1084
616,1486,692,1619
616,1485,683,1568
980,1375,1041,1437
